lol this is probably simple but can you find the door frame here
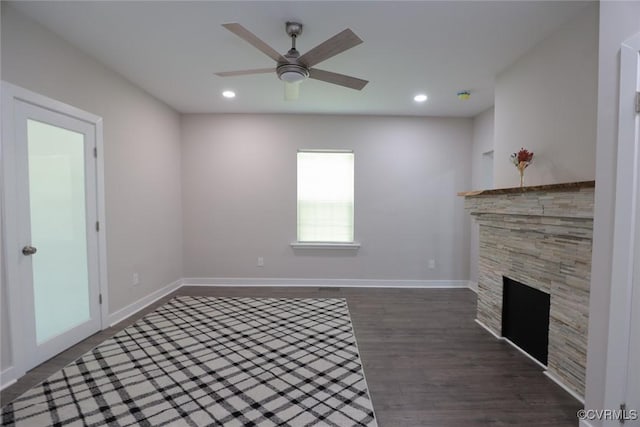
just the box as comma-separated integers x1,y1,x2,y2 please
1,81,109,382
603,32,640,420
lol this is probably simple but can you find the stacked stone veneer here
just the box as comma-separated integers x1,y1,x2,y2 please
464,184,594,399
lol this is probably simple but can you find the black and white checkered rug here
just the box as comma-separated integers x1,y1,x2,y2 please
1,296,377,426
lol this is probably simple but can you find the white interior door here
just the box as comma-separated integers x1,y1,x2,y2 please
606,35,640,427
627,49,640,425
8,95,102,371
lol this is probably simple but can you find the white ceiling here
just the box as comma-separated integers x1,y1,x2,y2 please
10,1,591,117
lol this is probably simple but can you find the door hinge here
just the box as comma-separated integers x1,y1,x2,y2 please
636,92,640,113
99,294,102,305
96,221,100,232
94,147,98,158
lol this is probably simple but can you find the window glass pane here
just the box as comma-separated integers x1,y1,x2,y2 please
297,151,354,242
27,119,90,344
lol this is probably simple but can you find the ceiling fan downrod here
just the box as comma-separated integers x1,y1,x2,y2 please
286,21,302,56
278,22,308,82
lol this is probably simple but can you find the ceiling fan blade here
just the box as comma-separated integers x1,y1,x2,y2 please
222,23,286,63
214,68,275,77
284,82,300,101
308,68,368,90
298,29,363,68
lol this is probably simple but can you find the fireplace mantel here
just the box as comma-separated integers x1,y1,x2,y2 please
460,181,594,400
458,180,594,197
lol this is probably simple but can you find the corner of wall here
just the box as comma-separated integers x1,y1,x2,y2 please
493,3,598,188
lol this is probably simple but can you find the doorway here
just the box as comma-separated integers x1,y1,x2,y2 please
605,32,640,425
482,150,494,189
1,82,108,378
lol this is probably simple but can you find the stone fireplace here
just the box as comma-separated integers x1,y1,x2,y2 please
460,181,594,399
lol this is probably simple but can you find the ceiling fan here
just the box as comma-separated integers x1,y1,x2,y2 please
215,22,368,100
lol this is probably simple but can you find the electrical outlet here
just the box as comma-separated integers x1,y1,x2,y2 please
257,257,264,267
132,273,140,286
428,259,436,269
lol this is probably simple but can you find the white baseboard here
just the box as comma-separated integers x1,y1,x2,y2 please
475,319,585,404
502,337,548,370
0,366,17,391
503,339,584,403
107,279,183,327
468,281,478,293
474,318,502,339
182,277,470,288
2,277,474,389
1,280,182,391
544,370,585,404
475,317,547,371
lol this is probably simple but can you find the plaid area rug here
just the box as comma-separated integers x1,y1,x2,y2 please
1,296,377,426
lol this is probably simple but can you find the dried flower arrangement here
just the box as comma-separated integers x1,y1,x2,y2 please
510,148,534,188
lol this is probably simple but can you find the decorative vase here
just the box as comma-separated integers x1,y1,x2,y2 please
517,161,527,188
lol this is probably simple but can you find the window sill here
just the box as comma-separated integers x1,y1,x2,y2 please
290,242,361,250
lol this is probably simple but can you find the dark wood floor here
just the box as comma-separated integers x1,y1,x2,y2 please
1,287,582,426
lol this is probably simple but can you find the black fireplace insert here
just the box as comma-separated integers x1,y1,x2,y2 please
502,276,550,365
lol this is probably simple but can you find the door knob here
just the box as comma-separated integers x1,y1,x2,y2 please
22,245,37,256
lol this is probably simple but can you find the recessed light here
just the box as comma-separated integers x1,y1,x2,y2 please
414,94,428,102
222,90,236,99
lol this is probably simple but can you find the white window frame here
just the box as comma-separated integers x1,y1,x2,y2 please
291,149,360,250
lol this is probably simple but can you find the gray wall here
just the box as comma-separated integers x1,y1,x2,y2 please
0,252,8,372
468,108,495,287
494,4,598,188
181,114,472,282
585,2,640,424
1,5,183,370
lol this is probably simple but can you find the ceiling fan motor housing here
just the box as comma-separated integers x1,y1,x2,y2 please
277,63,309,83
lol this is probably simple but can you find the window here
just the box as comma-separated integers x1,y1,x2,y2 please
297,150,354,243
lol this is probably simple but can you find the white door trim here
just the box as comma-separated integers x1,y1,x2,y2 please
604,32,640,420
0,81,109,379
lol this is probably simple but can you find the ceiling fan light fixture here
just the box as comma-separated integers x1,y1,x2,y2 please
277,63,309,83
280,71,306,83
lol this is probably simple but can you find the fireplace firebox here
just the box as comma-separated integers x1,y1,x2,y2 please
502,276,550,365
